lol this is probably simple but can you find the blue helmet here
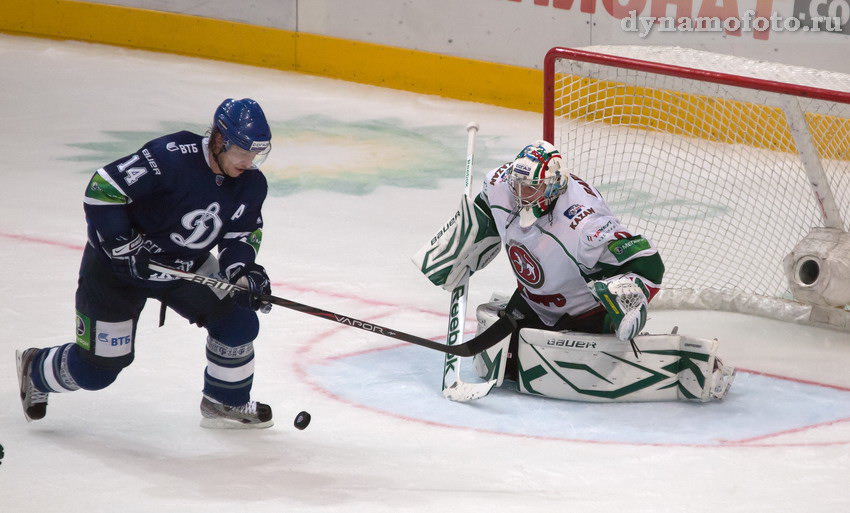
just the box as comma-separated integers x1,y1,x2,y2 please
213,98,272,168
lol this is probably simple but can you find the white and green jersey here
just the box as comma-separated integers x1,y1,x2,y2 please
478,164,663,326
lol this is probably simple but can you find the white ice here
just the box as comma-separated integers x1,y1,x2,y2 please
1,34,849,513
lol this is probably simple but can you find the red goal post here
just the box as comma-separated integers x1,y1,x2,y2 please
543,46,850,328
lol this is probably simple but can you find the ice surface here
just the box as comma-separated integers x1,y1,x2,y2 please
0,34,848,512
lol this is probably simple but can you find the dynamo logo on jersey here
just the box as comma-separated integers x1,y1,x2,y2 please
171,202,223,249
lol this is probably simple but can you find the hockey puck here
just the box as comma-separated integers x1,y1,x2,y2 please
294,411,311,430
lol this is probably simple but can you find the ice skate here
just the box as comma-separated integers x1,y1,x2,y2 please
16,348,49,422
200,395,273,429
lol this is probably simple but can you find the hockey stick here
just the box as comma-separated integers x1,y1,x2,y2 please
148,263,515,357
441,122,501,402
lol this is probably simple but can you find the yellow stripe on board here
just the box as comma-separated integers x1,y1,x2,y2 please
2,0,297,69
555,75,850,160
295,34,542,112
7,0,848,157
1,0,541,112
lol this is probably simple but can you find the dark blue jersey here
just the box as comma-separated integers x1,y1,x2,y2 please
83,131,267,281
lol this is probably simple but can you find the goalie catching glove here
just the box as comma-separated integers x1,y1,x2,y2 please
412,194,501,291
588,273,651,342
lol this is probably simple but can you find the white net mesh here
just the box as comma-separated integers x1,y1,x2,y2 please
547,46,850,327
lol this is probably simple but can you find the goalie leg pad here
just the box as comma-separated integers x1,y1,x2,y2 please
515,329,735,402
472,294,513,387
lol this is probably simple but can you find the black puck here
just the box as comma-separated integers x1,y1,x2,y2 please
294,410,311,430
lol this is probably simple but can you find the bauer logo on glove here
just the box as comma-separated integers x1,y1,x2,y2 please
412,195,501,292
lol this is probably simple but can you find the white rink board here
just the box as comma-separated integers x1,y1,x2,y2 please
84,0,850,73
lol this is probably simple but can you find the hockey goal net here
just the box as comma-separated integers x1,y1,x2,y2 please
544,46,850,328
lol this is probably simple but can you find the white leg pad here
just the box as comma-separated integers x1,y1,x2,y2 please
516,329,735,402
472,294,512,387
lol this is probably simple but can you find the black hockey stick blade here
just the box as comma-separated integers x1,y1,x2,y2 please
148,264,516,357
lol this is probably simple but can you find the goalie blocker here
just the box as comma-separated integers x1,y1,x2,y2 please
472,294,737,402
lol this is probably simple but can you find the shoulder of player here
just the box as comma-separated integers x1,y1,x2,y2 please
144,131,204,158
242,169,269,193
556,174,610,215
481,162,512,204
484,162,510,182
228,169,268,207
565,173,606,198
544,187,618,242
128,131,206,180
101,131,205,188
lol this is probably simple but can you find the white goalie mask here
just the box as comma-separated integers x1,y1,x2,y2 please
507,140,566,227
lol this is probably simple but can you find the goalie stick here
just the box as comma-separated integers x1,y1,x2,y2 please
441,122,501,402
148,263,515,357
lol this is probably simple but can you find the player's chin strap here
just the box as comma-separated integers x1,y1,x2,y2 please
148,263,516,357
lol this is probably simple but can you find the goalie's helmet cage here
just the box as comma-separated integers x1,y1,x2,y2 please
213,98,272,169
507,140,566,227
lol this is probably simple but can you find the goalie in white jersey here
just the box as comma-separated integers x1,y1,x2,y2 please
414,141,736,402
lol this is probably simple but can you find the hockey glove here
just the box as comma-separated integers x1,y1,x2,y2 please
101,233,157,281
227,263,272,313
588,274,651,342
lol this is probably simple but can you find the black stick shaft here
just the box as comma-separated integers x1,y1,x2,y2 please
148,264,513,357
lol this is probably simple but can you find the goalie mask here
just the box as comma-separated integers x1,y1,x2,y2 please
507,140,566,227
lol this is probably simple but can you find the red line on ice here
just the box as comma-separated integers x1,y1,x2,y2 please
12,230,850,447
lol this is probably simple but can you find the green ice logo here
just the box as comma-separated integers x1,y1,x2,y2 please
597,181,728,221
63,116,504,197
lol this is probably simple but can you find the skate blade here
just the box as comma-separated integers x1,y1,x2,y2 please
199,417,274,429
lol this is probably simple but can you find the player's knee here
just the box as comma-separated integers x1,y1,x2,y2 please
206,307,259,346
68,344,123,390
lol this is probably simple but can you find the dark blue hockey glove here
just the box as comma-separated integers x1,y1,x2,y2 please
101,233,156,281
227,263,273,313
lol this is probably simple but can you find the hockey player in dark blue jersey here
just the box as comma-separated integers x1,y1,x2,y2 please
16,98,278,428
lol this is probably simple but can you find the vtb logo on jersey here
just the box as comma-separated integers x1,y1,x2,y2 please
171,202,223,249
508,243,544,288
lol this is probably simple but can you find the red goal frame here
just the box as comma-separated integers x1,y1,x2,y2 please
542,46,850,144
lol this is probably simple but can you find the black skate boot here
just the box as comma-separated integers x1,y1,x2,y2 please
16,348,49,422
199,395,273,429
